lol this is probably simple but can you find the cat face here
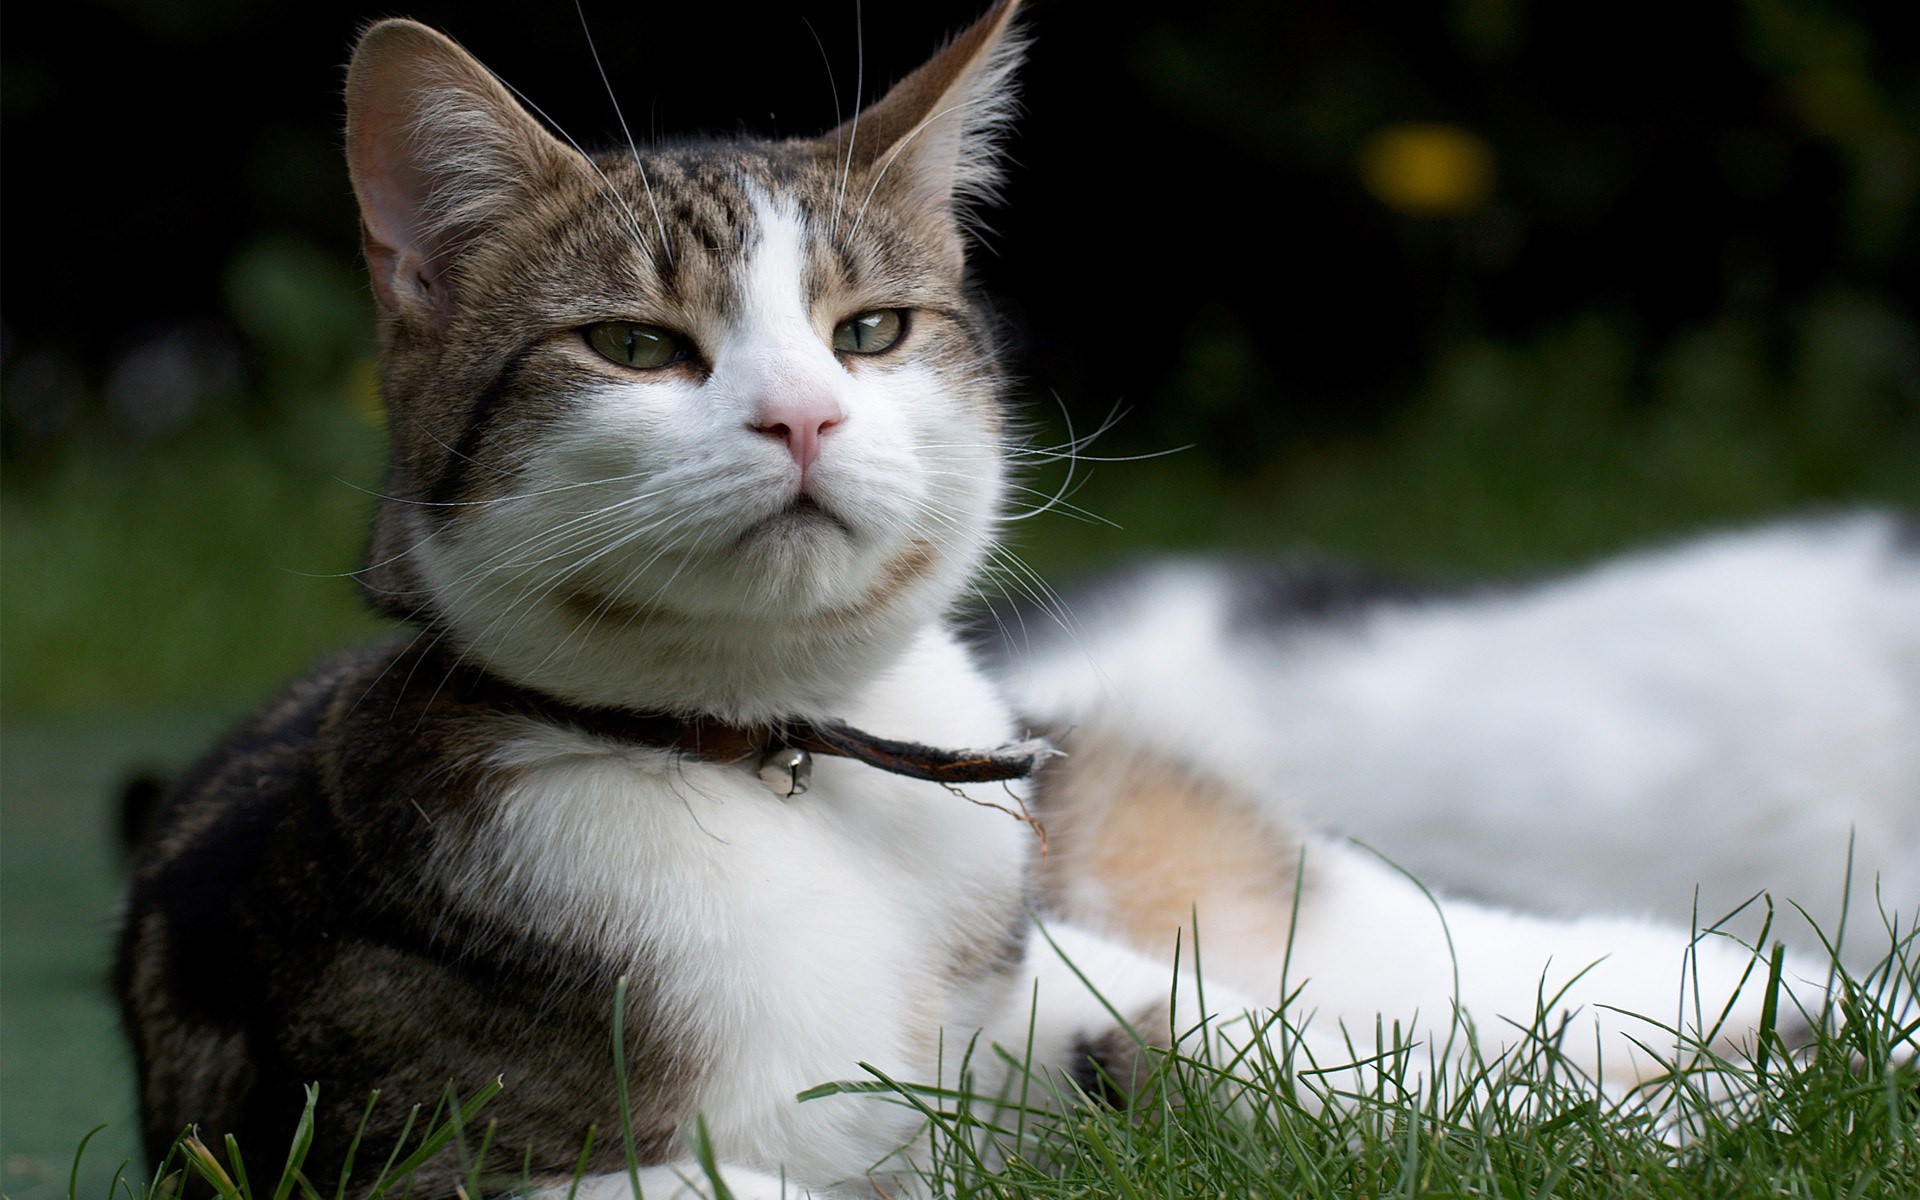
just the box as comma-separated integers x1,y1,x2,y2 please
345,4,1022,718
401,149,1005,637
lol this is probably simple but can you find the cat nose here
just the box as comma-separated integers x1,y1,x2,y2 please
751,391,844,472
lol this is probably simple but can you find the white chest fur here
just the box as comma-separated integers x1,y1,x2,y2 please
443,628,1033,1179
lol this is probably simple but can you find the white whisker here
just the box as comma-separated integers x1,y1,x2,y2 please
572,0,673,268
832,0,865,243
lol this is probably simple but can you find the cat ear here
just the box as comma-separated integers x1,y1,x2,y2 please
833,0,1025,222
345,19,590,322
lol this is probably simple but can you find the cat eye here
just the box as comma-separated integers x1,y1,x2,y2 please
584,322,688,370
832,310,906,356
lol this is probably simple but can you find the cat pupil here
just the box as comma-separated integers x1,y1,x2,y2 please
834,309,904,355
586,321,679,369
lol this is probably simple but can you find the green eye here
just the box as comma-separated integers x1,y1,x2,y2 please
832,309,905,355
585,322,686,369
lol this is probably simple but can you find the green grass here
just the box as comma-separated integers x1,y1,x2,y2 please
55,924,1920,1199
0,716,235,1200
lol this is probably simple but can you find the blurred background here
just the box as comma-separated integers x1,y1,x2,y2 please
3,0,1917,1193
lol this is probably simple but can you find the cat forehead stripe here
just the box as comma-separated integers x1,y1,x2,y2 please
736,191,812,334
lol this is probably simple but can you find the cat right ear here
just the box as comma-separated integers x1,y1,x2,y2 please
345,20,588,324
831,0,1026,226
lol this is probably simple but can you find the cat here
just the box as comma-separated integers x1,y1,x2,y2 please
988,512,1920,972
116,4,1821,1197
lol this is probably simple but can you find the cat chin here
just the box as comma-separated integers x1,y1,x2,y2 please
451,595,951,721
420,526,976,717
730,497,861,571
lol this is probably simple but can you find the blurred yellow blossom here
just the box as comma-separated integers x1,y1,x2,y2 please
1358,122,1496,217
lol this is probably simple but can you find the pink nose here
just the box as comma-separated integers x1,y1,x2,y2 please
751,391,843,472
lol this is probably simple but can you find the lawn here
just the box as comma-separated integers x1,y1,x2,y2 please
44,923,1920,1199
1,716,233,1199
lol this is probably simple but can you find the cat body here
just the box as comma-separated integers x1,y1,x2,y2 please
994,512,1920,964
122,8,1225,1192
118,5,1817,1197
122,633,1102,1194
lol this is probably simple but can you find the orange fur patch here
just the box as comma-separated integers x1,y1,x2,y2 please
1033,732,1304,970
830,538,937,626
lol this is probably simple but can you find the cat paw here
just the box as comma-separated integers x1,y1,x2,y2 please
1581,931,1832,1091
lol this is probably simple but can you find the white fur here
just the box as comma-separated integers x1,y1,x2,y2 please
1221,836,1814,1093
997,514,1920,965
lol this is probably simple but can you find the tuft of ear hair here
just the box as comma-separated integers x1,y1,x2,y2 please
344,19,590,322
829,0,1026,226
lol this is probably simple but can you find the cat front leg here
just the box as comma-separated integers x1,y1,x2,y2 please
1265,837,1832,1092
979,919,1333,1113
1021,730,1829,1094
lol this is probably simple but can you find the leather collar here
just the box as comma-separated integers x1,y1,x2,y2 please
482,673,1054,792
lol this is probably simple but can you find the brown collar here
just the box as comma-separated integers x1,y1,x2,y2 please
493,680,1054,797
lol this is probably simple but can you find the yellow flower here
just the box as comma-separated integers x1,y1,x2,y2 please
1357,123,1496,217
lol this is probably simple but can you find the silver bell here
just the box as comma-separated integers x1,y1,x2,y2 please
756,745,813,797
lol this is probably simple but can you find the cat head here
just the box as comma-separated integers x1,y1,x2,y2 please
344,1,1023,721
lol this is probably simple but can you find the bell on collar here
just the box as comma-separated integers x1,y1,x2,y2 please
757,745,813,797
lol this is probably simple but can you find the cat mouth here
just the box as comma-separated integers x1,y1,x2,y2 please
743,495,855,543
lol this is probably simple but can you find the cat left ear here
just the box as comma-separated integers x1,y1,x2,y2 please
832,0,1025,223
345,19,592,324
